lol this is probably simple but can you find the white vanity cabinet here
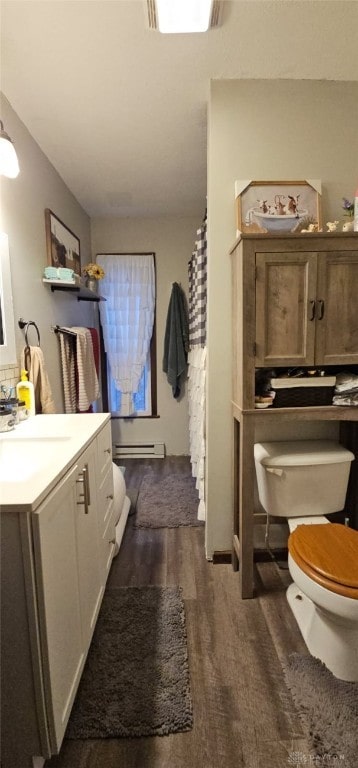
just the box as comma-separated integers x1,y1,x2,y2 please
96,420,116,582
32,441,103,751
0,415,114,768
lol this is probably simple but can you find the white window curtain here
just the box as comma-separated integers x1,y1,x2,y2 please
97,254,155,416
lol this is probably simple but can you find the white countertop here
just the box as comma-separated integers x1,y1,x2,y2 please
0,413,111,512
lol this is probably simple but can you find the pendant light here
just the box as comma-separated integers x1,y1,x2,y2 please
0,120,20,178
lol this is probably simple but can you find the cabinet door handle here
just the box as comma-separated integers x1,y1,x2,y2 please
77,464,91,512
309,300,316,320
104,447,111,454
83,465,91,510
316,299,325,320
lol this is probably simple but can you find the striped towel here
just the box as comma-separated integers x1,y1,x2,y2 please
84,328,100,412
70,327,100,411
59,333,77,413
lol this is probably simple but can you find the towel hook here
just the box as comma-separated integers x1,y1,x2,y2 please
18,318,41,347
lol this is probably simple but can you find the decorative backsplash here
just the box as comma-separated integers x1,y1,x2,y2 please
0,363,20,397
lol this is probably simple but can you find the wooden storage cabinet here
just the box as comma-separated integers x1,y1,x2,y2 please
230,233,358,599
315,251,358,365
255,250,358,368
255,251,317,367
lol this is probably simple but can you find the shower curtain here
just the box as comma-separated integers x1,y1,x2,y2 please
188,214,207,521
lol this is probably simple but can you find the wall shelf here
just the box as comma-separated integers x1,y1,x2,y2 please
42,279,105,302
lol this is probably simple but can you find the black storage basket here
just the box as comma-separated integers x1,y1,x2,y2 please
273,385,335,408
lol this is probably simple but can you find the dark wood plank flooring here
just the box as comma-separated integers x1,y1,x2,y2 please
46,457,310,768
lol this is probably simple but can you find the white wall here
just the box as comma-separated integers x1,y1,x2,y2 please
206,79,358,556
91,216,199,455
1,95,94,411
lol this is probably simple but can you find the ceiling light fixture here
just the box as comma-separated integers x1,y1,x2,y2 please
0,120,20,178
147,0,221,33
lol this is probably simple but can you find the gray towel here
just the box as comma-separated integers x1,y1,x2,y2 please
162,283,189,398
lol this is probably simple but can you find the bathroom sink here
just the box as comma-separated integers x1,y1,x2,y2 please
0,435,70,446
0,413,109,510
0,437,70,483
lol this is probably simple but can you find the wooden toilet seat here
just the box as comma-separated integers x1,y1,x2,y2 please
288,523,358,600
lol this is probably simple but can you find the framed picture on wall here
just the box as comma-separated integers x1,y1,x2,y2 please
45,209,81,275
235,180,322,234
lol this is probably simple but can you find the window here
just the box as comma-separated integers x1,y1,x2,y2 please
108,351,152,416
98,253,157,418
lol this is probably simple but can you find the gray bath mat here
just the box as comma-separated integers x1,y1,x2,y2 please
135,472,203,528
283,653,358,766
66,586,193,739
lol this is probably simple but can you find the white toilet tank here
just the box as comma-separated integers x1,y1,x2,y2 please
254,440,354,518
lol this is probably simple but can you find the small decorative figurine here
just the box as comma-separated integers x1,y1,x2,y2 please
342,220,354,232
301,223,319,233
326,221,339,232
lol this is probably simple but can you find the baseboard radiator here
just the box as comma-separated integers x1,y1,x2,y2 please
113,441,165,459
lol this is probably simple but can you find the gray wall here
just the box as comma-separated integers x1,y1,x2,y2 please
1,95,94,410
206,79,358,556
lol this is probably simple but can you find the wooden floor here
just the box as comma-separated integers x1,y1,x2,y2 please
46,457,310,768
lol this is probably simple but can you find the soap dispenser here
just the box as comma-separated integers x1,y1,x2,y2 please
16,369,35,416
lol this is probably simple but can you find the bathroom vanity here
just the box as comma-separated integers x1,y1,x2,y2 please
0,414,115,768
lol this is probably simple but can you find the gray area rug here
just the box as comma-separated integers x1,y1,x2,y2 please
127,487,139,516
135,471,204,528
66,586,193,739
283,653,358,767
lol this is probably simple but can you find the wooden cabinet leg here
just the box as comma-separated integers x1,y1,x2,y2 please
232,418,239,572
340,421,358,530
232,415,256,598
239,417,255,598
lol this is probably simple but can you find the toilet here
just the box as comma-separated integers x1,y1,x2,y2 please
254,439,358,681
112,462,131,556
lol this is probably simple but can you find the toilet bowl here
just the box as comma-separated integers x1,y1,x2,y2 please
112,462,131,556
254,440,358,681
287,523,358,681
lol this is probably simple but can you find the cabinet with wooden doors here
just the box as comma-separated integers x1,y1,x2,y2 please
230,233,358,598
255,250,358,368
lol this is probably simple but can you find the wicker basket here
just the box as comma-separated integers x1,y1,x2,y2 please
271,377,336,408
